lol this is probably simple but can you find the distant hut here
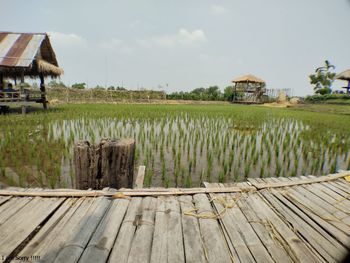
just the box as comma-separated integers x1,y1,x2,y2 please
0,32,63,111
335,69,350,94
232,74,266,103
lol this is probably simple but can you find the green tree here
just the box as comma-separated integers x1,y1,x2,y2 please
224,86,234,101
309,60,336,94
206,86,221,100
48,80,66,88
71,82,86,89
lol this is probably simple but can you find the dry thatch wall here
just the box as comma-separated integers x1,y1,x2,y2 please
46,87,166,102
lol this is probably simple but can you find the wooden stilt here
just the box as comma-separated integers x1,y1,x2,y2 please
0,73,3,90
40,74,47,109
74,139,136,190
21,105,27,115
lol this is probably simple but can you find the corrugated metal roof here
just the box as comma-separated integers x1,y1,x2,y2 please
0,32,46,68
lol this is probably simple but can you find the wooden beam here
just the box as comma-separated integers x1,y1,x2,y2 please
248,170,350,189
134,165,145,189
40,74,47,109
0,73,3,90
0,186,254,198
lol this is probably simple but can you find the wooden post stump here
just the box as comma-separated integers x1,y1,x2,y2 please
74,138,135,190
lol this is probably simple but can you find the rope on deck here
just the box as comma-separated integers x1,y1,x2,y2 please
0,170,348,198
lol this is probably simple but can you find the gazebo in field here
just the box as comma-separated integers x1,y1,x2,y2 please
335,69,350,94
0,31,63,112
232,74,266,103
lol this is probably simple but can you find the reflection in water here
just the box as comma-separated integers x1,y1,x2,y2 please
43,115,349,188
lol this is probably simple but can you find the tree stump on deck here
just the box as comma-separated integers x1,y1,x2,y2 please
74,138,135,190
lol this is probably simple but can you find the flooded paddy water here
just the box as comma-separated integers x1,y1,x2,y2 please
0,104,349,188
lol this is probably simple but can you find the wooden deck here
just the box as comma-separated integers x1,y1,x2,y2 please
0,171,350,262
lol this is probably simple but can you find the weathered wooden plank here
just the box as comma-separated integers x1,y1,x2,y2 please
192,194,233,263
301,182,350,214
0,197,33,225
217,183,276,263
178,195,207,263
321,181,350,199
166,196,185,262
225,193,274,262
108,197,143,263
268,184,350,246
276,187,350,247
331,181,350,195
53,197,111,262
274,177,350,221
19,198,81,257
303,177,350,206
249,171,350,189
246,192,320,263
285,185,350,228
150,196,185,263
24,197,107,262
219,183,278,263
203,183,240,262
261,189,347,262
135,165,146,189
150,197,168,263
0,197,65,257
305,175,350,200
78,198,130,263
0,186,255,198
127,197,157,263
237,193,292,263
208,183,271,263
0,195,11,205
334,178,350,188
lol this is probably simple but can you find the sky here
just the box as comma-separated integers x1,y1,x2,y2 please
1,0,350,96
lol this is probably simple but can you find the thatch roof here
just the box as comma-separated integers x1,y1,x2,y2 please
232,74,265,83
335,69,350,81
0,32,63,78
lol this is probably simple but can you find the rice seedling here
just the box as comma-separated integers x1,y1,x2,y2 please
0,103,348,188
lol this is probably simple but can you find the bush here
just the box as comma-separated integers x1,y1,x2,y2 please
305,94,350,102
315,88,331,95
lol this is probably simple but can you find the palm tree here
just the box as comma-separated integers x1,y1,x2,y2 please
309,60,336,94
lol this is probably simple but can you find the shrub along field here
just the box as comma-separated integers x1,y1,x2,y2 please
0,103,349,188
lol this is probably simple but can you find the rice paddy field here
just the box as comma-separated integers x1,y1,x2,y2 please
0,103,349,188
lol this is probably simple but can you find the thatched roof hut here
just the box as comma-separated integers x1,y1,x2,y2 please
231,74,266,103
335,69,350,94
232,74,265,84
0,32,63,110
335,69,350,81
0,32,63,78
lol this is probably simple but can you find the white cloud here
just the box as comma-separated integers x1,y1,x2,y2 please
99,38,123,49
47,31,87,48
210,5,228,15
139,28,207,48
198,53,210,61
98,38,133,54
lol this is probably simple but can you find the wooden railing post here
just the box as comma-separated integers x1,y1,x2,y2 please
74,138,135,190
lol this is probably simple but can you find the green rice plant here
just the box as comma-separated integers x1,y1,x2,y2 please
184,173,192,188
330,158,337,174
275,162,281,177
218,171,225,183
144,169,153,187
244,163,251,178
259,162,265,178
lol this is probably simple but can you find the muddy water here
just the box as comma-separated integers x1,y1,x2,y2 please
46,116,349,188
